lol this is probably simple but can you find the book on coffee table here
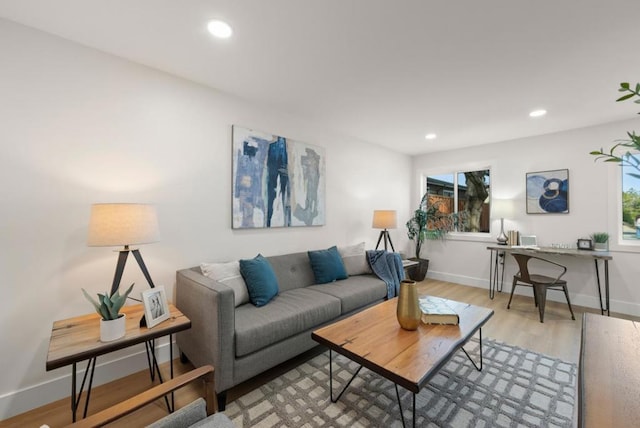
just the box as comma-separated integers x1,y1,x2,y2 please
418,296,460,325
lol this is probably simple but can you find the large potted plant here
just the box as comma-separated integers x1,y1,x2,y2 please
405,194,455,280
590,82,640,245
82,283,134,342
591,82,640,173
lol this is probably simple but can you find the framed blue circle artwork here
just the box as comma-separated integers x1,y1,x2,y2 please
526,169,569,214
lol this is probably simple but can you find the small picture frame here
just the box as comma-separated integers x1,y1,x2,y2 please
577,238,593,250
142,286,170,328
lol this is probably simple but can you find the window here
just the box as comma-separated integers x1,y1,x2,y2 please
425,169,491,233
622,163,640,240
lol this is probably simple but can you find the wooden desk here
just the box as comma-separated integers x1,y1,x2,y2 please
486,245,613,315
579,313,640,427
46,304,190,421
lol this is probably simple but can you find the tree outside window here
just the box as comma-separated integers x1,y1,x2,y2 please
622,163,640,240
426,169,491,233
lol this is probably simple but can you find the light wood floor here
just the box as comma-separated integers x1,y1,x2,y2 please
3,279,636,427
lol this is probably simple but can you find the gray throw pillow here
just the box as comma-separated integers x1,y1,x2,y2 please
200,261,250,307
338,242,372,276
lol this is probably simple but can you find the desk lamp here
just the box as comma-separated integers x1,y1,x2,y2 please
492,199,514,245
373,210,397,251
88,203,160,297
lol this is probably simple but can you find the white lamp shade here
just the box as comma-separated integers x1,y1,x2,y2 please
492,199,515,219
87,203,160,247
372,210,397,229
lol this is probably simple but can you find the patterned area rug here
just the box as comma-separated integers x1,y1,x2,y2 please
223,338,576,427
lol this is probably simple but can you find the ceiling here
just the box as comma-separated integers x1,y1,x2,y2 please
2,0,640,155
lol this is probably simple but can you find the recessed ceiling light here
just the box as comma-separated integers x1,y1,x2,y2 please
207,20,232,39
425,133,437,140
529,109,547,118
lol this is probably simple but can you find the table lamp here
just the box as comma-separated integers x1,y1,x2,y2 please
88,203,160,297
492,199,514,246
372,210,397,251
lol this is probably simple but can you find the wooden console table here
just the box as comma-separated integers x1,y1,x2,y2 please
46,304,190,422
486,245,613,315
579,313,640,427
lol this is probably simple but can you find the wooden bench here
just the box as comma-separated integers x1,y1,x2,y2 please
579,313,640,427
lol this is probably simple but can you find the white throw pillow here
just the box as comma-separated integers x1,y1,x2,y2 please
200,261,250,307
338,242,372,276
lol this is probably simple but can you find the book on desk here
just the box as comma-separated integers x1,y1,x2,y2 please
418,296,460,325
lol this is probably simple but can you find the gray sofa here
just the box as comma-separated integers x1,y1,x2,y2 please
176,248,388,409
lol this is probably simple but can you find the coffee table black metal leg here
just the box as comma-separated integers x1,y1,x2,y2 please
461,328,484,372
328,349,362,403
394,385,416,428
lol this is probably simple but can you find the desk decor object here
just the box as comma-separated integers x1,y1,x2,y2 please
396,280,421,330
418,296,460,325
142,286,170,328
526,169,569,214
590,232,609,251
232,125,325,229
577,238,593,250
82,282,134,342
492,199,515,245
508,230,520,246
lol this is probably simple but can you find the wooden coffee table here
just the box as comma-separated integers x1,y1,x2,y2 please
312,297,494,428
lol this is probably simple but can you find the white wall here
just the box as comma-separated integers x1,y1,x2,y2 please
0,19,411,419
412,118,640,316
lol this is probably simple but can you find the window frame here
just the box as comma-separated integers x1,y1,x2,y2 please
607,162,640,253
419,164,493,242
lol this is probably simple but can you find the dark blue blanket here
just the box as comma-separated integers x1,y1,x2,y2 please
366,250,405,298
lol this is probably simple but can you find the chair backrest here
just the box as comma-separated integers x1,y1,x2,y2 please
512,253,533,282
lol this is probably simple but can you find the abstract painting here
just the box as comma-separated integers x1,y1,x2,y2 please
232,125,326,228
526,169,569,214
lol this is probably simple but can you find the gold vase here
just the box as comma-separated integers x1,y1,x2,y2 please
397,280,421,330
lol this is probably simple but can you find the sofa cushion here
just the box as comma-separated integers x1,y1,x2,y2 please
234,288,341,357
308,275,387,314
200,261,249,307
266,252,317,292
239,254,279,307
338,242,372,276
308,246,348,284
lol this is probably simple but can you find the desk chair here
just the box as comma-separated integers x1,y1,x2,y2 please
507,253,576,323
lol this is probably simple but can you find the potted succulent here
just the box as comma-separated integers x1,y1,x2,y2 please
405,194,456,280
590,232,610,251
82,283,134,342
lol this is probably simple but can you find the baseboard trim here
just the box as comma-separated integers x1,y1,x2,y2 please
0,341,174,421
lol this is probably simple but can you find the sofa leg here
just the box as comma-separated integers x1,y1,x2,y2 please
217,390,227,411
180,352,190,364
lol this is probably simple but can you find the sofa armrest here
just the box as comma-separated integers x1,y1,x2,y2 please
176,268,236,392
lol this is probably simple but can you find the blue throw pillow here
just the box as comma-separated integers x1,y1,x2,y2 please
308,246,349,284
239,254,279,307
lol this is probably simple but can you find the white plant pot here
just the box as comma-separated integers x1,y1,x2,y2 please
593,242,608,251
100,314,126,342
